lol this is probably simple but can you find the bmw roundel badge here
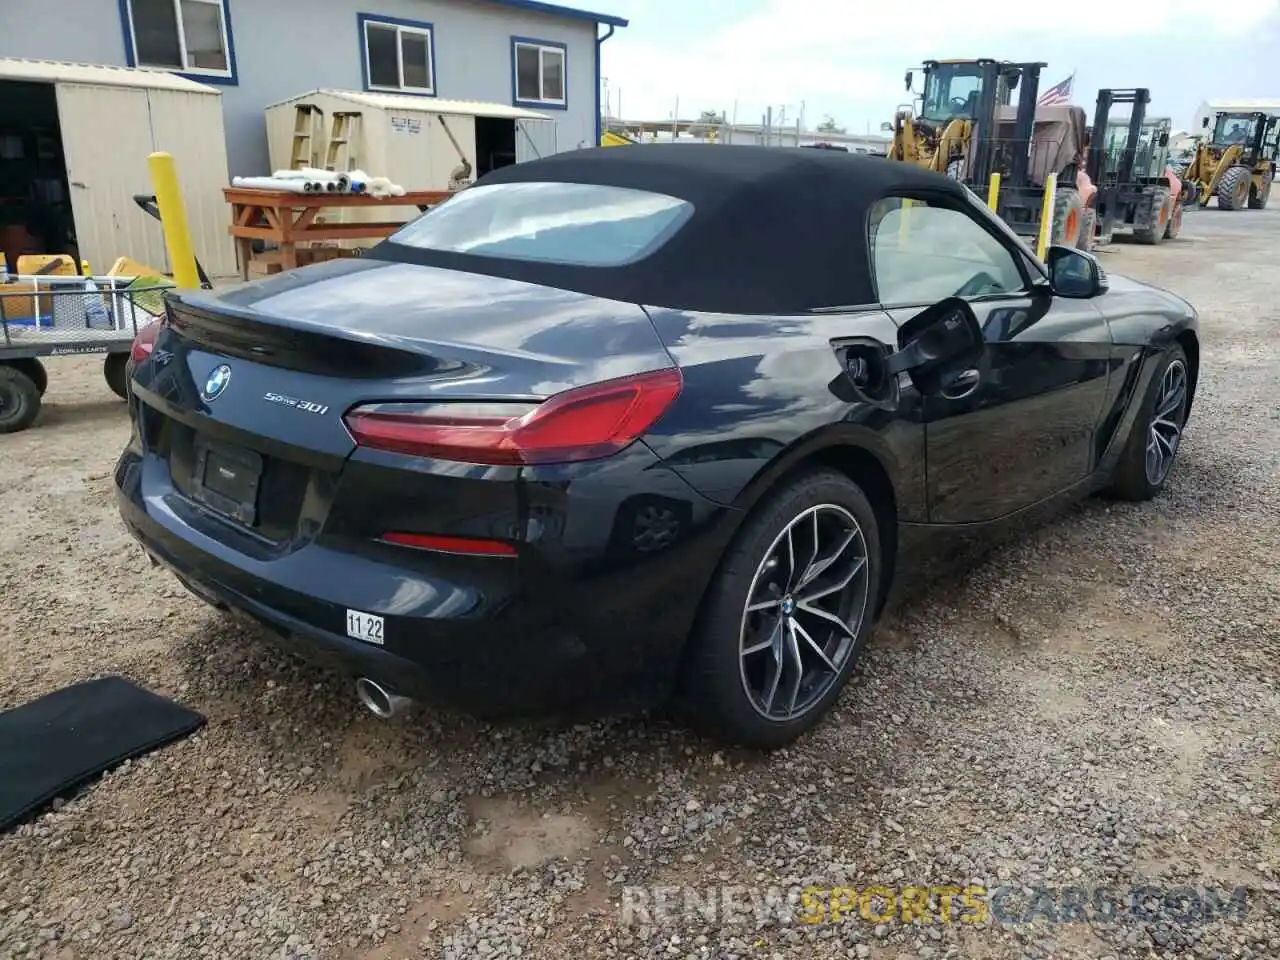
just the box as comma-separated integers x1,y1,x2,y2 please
202,364,232,402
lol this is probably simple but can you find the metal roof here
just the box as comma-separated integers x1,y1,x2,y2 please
0,57,219,93
478,0,628,27
267,89,553,121
1202,99,1280,110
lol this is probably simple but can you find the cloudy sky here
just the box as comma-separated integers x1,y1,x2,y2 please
596,0,1279,134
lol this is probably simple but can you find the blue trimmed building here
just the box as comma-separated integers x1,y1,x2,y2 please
0,0,627,176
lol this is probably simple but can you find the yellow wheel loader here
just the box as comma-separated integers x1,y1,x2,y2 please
1184,111,1279,210
890,59,1028,175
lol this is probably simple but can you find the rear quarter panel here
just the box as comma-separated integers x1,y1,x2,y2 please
638,305,929,522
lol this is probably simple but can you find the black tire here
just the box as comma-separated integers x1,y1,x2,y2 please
1050,188,1085,246
1164,200,1183,240
1077,207,1097,252
1216,164,1252,210
0,364,42,434
7,357,47,396
678,470,883,749
1248,173,1272,210
1134,188,1172,245
104,353,130,400
1106,344,1191,502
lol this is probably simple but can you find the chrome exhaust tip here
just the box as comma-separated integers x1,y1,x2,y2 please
355,677,411,719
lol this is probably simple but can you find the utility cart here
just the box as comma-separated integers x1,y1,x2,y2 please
0,195,211,434
0,274,174,433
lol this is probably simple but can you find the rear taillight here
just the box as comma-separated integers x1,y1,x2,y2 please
343,367,682,465
130,319,163,364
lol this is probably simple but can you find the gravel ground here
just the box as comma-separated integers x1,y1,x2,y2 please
1,207,1277,960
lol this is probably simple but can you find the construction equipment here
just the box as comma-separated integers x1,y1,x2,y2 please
891,58,1029,175
1184,111,1279,210
890,59,1091,248
1084,89,1184,247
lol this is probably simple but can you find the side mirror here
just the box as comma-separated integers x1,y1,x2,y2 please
1202,117,1210,128
904,70,913,92
1046,245,1108,299
887,297,984,395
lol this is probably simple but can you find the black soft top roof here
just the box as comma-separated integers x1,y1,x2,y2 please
368,143,970,314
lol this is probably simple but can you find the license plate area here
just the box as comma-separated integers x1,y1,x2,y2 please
191,437,263,526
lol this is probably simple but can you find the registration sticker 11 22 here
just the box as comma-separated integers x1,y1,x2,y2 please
346,609,385,645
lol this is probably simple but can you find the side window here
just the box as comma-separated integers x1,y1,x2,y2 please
868,197,1027,307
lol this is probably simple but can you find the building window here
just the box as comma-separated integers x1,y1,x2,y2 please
123,0,234,79
512,38,566,109
360,14,435,95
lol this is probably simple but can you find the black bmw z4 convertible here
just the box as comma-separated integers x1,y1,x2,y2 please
116,144,1198,748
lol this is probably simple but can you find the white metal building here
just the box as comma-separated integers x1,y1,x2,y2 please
1191,100,1280,136
0,57,238,278
0,0,627,180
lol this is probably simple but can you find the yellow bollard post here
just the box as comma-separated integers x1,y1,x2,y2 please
897,197,914,243
1036,172,1058,261
147,151,201,289
986,172,1001,212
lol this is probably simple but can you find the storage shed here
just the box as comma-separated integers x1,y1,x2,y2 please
264,89,555,240
0,58,237,279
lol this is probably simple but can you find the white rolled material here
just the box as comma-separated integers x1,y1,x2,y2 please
272,168,353,193
232,176,312,194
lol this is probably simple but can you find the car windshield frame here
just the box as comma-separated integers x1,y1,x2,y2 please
386,181,696,268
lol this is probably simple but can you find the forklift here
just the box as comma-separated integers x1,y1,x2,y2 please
1184,111,1279,210
1085,88,1182,246
891,59,1090,248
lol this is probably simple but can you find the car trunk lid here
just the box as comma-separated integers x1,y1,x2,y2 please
131,258,673,551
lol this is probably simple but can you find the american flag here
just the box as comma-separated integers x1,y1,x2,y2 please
1037,73,1075,106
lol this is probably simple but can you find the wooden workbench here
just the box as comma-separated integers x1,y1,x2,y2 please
222,187,451,280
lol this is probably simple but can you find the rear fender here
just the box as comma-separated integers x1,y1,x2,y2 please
707,423,918,521
666,425,913,640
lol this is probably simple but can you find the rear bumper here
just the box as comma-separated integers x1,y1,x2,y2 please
114,447,736,719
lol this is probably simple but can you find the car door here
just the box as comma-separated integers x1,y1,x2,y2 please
868,192,1114,524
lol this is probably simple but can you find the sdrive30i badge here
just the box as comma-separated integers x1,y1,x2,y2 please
263,392,330,415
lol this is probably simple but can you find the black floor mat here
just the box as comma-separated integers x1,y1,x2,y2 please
0,676,206,831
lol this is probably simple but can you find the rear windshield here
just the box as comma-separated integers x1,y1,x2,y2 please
388,181,694,267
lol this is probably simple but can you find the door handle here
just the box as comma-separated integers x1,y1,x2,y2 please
940,367,981,400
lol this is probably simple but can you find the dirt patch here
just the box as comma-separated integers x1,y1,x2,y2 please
464,797,598,872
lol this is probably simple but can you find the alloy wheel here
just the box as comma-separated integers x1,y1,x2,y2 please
1146,358,1188,486
738,504,870,721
